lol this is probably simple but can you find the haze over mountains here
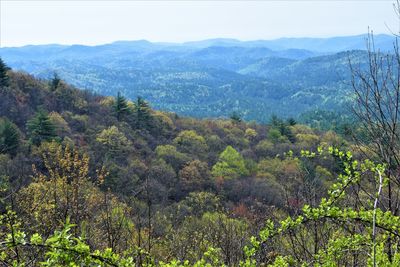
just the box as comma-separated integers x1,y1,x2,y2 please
0,34,395,122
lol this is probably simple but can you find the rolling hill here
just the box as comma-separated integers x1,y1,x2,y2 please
0,34,392,122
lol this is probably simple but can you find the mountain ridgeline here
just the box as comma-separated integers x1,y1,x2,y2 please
0,34,394,122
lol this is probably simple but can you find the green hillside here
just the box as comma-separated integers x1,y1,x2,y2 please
0,63,362,266
0,37,380,122
1,34,400,266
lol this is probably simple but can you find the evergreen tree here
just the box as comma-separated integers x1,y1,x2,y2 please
279,122,296,143
270,114,282,128
230,111,242,123
50,72,61,91
27,110,57,145
134,96,152,129
0,57,10,88
113,92,129,121
0,118,20,156
286,117,297,126
270,115,296,143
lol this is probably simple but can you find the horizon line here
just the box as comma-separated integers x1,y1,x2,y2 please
0,32,394,49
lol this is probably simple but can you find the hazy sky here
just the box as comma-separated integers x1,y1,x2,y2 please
0,0,398,47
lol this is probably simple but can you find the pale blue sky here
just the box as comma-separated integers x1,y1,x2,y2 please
0,0,398,47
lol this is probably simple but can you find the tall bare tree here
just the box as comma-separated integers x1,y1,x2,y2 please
349,2,400,260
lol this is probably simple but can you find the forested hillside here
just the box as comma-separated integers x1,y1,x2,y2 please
2,46,400,266
0,35,393,122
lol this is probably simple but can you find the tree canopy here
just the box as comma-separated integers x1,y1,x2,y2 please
27,110,57,145
0,57,10,87
211,145,249,180
0,118,20,156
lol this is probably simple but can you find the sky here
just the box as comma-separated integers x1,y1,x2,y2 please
0,0,398,47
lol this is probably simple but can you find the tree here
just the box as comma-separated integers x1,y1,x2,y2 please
0,217,136,267
270,114,281,128
211,145,249,180
349,27,400,259
155,144,190,170
178,160,211,192
177,192,221,218
243,148,400,266
255,139,274,158
230,111,242,123
152,111,175,138
0,57,10,87
269,115,296,143
167,212,249,266
96,126,132,160
17,142,95,235
27,110,57,145
13,142,136,258
133,96,152,129
349,8,400,221
148,158,177,201
0,118,20,156
173,130,208,157
244,128,257,141
50,72,61,91
286,117,297,126
114,92,130,121
267,128,287,144
48,111,71,137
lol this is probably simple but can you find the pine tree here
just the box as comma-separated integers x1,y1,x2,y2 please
230,111,242,123
270,114,282,128
27,110,57,145
270,115,296,143
286,117,297,126
0,57,10,88
134,96,152,129
114,92,129,121
0,118,20,155
50,72,61,91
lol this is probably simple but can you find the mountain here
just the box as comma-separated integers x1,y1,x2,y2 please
181,34,395,52
1,36,397,266
0,34,389,122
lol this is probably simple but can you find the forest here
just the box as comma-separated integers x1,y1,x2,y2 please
1,29,400,265
2,1,400,262
0,35,393,122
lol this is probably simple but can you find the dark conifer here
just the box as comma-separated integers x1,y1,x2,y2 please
27,110,57,145
114,92,130,121
134,96,152,129
50,72,61,91
0,57,10,87
0,118,20,155
230,111,242,123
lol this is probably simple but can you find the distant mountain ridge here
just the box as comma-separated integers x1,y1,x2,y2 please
0,34,394,122
2,33,394,51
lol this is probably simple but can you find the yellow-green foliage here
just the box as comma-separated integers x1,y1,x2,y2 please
244,128,257,140
211,145,249,179
96,126,132,158
173,130,208,156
